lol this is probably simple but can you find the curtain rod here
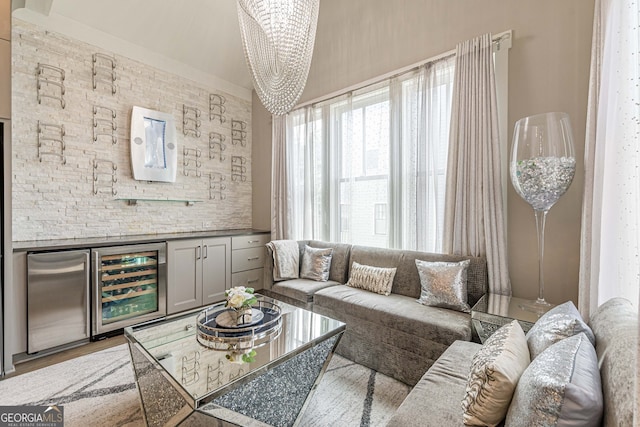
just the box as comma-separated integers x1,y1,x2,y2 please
293,30,512,111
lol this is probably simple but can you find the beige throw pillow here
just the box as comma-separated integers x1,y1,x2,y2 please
462,320,530,426
415,259,471,313
346,261,396,296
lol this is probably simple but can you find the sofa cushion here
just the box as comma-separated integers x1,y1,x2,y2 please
588,297,638,426
346,261,397,296
386,340,481,426
271,279,341,304
505,333,603,427
314,285,472,344
525,301,595,360
299,245,333,282
416,259,471,313
349,245,488,306
462,320,530,426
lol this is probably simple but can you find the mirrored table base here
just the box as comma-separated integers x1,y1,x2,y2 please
128,334,342,427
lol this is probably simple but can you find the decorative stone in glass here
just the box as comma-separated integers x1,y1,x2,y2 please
510,112,575,310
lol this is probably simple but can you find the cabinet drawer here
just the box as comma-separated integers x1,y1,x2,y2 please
232,269,264,290
232,234,270,250
232,247,265,272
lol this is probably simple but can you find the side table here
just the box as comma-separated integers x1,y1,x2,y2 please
471,294,555,343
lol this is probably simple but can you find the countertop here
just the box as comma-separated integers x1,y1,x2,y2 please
13,228,270,252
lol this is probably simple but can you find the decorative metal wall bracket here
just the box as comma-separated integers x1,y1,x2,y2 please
36,63,66,109
93,158,117,196
183,147,202,177
209,173,226,200
208,132,226,161
231,155,247,182
92,53,117,94
183,104,201,137
231,120,247,147
93,105,117,144
37,121,66,164
209,94,226,124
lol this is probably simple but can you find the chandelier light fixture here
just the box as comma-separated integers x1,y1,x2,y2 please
237,0,320,116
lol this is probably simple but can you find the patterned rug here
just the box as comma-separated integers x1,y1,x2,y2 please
0,344,410,426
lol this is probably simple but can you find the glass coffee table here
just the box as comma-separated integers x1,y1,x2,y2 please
471,293,555,343
125,295,345,427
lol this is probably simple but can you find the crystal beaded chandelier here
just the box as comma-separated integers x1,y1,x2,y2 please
237,0,320,116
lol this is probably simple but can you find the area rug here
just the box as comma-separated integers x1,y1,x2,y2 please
0,344,410,426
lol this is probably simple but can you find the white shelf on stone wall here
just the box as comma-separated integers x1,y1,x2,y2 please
116,198,204,206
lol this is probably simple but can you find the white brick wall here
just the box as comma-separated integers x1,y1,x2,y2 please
12,19,253,241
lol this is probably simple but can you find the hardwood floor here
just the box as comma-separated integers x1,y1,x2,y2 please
4,335,127,379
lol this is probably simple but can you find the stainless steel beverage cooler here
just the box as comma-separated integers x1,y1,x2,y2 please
27,250,91,353
92,243,167,337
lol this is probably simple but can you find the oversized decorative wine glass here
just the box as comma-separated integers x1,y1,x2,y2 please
510,112,575,309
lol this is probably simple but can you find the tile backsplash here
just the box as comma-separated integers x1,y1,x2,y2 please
12,19,252,241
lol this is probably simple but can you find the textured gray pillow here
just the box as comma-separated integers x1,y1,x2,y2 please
505,333,603,427
299,245,333,282
462,320,530,426
415,259,471,313
525,301,595,360
346,261,396,296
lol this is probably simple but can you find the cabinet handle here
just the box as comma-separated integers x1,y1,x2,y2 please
203,245,208,259
247,240,260,244
247,279,259,284
196,246,201,260
247,256,259,261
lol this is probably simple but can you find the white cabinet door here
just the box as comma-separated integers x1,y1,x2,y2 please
167,240,202,314
201,237,231,305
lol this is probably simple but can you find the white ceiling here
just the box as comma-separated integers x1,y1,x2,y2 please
18,0,253,94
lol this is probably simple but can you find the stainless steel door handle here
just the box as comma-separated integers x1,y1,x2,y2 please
247,240,260,244
196,245,202,260
203,245,208,259
247,256,259,261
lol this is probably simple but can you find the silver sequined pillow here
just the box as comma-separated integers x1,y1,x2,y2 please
346,261,397,296
299,245,333,282
462,320,530,426
526,301,595,360
505,333,603,427
415,259,471,313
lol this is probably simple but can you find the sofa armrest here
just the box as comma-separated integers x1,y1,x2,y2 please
263,245,275,290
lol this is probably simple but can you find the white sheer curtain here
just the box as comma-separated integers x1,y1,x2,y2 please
443,33,511,295
282,57,455,251
391,60,455,251
579,0,640,319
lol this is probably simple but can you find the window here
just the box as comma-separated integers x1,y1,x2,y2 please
287,58,456,251
374,204,387,235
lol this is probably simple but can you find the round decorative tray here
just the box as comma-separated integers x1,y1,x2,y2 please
215,308,264,328
196,300,282,351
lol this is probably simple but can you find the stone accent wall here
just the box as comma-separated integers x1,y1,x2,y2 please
12,19,252,241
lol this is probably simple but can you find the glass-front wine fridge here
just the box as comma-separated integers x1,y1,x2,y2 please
92,243,167,337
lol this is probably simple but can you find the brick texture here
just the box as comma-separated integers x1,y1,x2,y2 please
12,19,253,241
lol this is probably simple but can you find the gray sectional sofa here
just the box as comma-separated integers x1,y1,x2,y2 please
263,240,488,386
387,297,638,426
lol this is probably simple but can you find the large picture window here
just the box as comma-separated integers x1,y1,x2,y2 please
286,57,455,251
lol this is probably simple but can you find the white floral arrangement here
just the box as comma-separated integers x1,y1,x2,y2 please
225,286,257,309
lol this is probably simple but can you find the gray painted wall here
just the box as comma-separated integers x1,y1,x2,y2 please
252,0,594,305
